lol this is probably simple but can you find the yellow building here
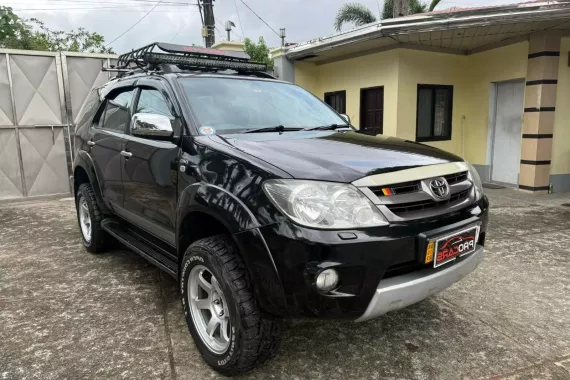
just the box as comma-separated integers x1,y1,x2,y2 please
271,1,570,193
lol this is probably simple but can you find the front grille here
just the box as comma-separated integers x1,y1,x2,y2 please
444,171,468,185
370,180,420,196
386,189,470,216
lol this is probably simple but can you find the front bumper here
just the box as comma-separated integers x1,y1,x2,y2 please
356,245,485,322
246,197,489,319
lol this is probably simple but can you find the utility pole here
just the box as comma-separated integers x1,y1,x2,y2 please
393,0,409,18
201,0,215,48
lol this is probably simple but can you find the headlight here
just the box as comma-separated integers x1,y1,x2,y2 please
263,179,389,229
466,162,483,201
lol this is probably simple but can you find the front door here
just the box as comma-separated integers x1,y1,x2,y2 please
360,86,384,135
122,85,179,245
491,80,525,185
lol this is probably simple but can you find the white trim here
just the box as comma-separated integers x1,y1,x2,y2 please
352,162,469,187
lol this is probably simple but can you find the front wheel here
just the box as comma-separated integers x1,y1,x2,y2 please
75,183,107,253
180,235,282,376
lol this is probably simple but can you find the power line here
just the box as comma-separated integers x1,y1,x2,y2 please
14,5,187,12
105,0,164,47
34,0,193,4
233,0,245,39
238,0,280,39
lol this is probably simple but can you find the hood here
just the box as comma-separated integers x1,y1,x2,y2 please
208,131,462,183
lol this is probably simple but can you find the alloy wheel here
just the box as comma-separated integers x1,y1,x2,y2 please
188,265,231,354
78,195,92,242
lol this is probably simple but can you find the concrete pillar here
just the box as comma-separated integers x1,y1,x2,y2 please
519,33,561,193
270,47,295,82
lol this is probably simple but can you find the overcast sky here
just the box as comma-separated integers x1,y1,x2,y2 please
8,0,523,53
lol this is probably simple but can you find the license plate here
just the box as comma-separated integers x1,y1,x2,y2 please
432,225,480,268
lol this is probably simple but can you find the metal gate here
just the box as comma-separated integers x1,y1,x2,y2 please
0,49,116,200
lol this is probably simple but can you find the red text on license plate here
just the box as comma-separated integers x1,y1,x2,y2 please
434,226,479,268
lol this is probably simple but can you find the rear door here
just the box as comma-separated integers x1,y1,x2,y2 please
88,86,134,209
121,80,180,244
360,86,384,135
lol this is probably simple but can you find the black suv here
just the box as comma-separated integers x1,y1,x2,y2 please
73,43,489,375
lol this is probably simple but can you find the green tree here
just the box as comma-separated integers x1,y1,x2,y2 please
335,0,442,31
0,6,113,53
244,36,273,68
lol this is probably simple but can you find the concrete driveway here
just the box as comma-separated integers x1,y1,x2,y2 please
1,188,569,380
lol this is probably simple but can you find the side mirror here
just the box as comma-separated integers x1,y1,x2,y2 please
131,113,173,138
340,114,351,124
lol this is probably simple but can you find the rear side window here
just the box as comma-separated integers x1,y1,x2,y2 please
135,88,175,120
100,89,134,132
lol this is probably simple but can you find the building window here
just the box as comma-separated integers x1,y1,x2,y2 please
324,90,346,114
416,84,453,142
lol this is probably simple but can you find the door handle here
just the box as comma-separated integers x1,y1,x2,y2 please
120,150,132,158
87,141,96,146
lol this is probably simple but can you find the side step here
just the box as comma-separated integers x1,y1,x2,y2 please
101,219,178,277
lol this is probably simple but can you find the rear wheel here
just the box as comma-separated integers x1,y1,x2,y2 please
180,235,282,376
75,183,107,253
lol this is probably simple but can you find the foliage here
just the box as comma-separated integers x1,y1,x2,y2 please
0,6,114,53
335,3,377,32
243,36,273,68
336,0,442,30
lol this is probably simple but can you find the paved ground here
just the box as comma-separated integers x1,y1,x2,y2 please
1,188,570,380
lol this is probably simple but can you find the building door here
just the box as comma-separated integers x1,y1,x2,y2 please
360,86,383,135
324,91,346,114
491,80,525,185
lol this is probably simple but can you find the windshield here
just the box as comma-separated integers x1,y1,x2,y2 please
179,77,347,134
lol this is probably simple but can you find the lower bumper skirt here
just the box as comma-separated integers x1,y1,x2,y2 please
356,246,485,322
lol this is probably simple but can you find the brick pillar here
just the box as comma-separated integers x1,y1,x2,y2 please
520,33,560,193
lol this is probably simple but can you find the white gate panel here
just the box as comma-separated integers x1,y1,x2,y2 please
0,55,14,126
0,129,24,199
19,127,69,196
65,56,111,124
9,54,63,126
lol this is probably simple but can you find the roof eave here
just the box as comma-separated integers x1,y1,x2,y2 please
286,3,570,60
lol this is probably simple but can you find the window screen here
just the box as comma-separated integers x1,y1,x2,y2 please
416,85,453,142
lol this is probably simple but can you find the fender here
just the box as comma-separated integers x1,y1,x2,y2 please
177,182,287,315
74,150,110,213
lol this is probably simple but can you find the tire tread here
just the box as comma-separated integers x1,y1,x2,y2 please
185,235,282,375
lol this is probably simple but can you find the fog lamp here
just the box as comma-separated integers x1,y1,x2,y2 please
315,269,339,292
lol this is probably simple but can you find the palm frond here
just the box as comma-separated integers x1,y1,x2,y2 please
428,0,442,11
334,2,378,32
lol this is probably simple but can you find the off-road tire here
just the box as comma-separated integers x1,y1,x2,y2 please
180,235,282,376
75,183,108,253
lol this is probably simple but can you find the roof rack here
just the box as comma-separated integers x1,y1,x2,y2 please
115,42,268,76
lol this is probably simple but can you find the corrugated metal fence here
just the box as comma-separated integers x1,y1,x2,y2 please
0,49,116,200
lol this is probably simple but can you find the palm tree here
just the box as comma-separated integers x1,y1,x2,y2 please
335,0,442,32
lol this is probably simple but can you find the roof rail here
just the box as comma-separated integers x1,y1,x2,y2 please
115,42,268,75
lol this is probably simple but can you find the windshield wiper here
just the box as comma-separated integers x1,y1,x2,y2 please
302,124,350,131
242,125,303,134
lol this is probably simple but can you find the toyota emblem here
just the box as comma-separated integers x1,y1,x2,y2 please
429,177,450,200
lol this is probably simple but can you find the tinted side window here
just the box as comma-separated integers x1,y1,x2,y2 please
101,89,134,132
136,88,174,120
